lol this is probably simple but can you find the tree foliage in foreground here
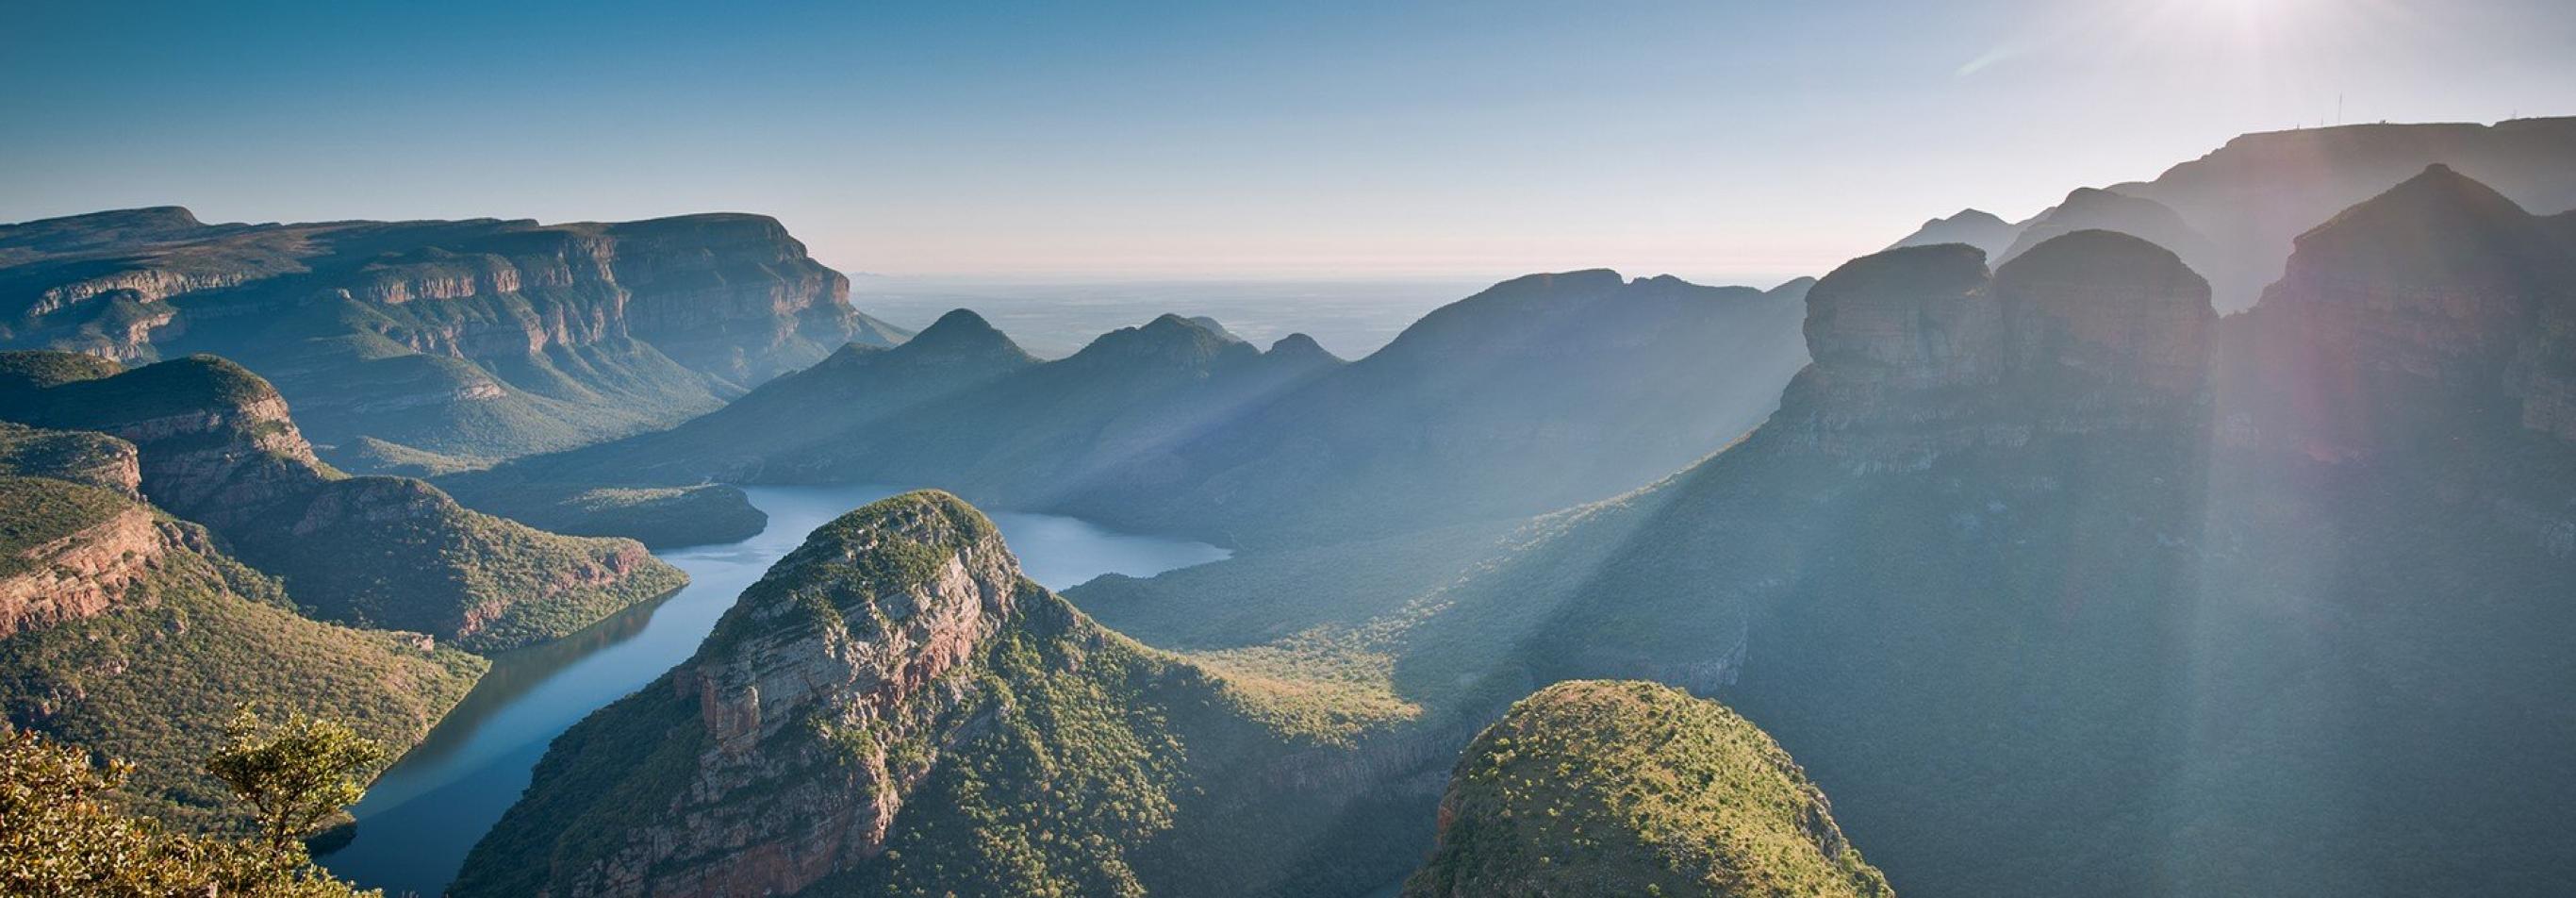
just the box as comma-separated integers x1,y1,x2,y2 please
1,723,374,897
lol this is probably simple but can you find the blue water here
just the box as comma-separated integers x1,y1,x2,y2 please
317,484,1228,896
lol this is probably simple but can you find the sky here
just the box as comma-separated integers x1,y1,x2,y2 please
6,0,2573,282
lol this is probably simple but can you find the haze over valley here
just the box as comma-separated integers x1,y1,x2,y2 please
7,3,2576,897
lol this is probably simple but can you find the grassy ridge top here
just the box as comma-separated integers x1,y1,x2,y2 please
1407,680,1891,898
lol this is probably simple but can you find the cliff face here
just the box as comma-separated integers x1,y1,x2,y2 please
0,472,486,833
554,492,1021,897
460,491,1397,898
0,482,163,639
0,351,685,652
1369,168,2576,897
0,208,906,469
1782,230,2213,473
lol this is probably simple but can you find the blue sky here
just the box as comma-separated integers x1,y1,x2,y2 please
6,0,2572,280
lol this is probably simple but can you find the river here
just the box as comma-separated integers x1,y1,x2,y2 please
317,484,1229,896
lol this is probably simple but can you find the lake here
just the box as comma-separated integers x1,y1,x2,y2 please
316,484,1229,896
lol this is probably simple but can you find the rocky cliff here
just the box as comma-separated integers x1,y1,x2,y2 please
0,473,485,832
0,478,163,639
0,351,685,652
1349,168,2576,897
456,491,1403,898
1782,229,2213,473
0,207,908,470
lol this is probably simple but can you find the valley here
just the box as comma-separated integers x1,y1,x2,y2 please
315,485,1228,896
6,107,2576,898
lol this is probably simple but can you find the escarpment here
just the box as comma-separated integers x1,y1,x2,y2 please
0,208,909,468
0,351,685,652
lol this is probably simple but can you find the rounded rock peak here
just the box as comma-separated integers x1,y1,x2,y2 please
1994,228,2209,300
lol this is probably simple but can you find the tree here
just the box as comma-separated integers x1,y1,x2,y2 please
1,724,371,897
205,706,392,857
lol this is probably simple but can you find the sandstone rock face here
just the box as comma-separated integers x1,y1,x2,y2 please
601,214,869,385
0,352,686,651
1784,232,2213,473
0,501,163,639
560,491,1021,898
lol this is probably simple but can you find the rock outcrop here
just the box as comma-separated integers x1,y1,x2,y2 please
0,351,685,652
558,492,1020,897
2228,164,2576,456
0,480,163,639
1783,231,2214,472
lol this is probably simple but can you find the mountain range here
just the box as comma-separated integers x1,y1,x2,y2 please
7,117,2576,897
0,208,908,473
454,271,1813,551
1892,115,2576,310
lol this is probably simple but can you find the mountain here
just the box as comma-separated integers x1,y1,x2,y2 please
508,272,1811,552
0,457,484,830
453,311,1333,544
1886,208,2018,258
0,351,685,652
1891,117,2576,311
1313,169,2576,897
0,207,909,471
1058,272,1815,545
453,491,1407,897
1991,187,2212,267
1404,680,1891,898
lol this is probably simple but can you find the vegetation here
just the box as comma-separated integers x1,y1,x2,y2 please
1406,681,1891,898
221,475,690,652
0,475,128,576
1,725,374,897
206,707,392,856
0,486,484,831
0,350,693,653
0,422,133,491
435,479,768,548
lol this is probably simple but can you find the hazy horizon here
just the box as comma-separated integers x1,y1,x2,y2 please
8,0,2576,279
